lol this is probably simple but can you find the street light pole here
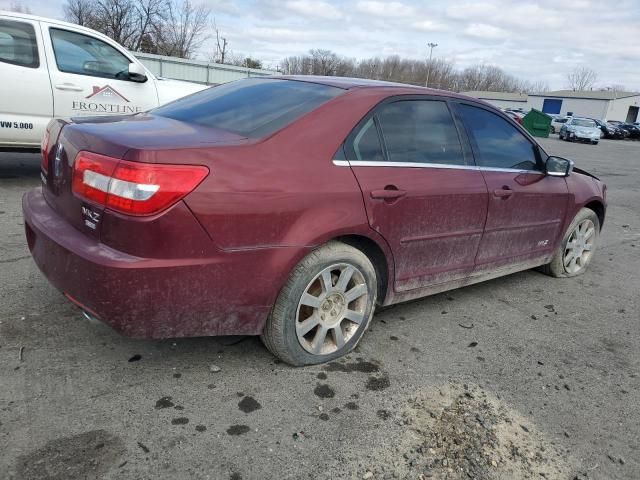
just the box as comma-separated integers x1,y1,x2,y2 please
425,42,438,87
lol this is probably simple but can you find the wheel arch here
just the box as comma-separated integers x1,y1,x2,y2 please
583,200,605,229
334,233,392,305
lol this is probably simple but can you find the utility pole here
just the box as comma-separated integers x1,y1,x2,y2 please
425,42,438,87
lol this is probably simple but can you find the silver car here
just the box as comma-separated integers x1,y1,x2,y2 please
559,117,601,145
549,115,569,134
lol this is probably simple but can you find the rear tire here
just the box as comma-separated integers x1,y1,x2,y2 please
261,241,377,366
541,208,599,278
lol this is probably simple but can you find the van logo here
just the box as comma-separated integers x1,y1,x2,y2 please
86,85,130,102
71,85,141,115
54,143,64,178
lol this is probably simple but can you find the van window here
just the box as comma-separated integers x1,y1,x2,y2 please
0,19,39,68
50,28,131,79
153,78,344,138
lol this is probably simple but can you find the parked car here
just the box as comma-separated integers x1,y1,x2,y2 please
549,115,569,134
23,76,607,365
618,122,640,139
591,118,623,139
504,110,525,124
559,117,601,144
0,11,207,151
607,122,627,139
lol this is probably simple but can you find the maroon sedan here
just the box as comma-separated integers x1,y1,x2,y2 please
24,76,606,365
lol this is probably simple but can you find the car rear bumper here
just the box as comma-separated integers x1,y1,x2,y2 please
22,188,282,339
568,132,599,141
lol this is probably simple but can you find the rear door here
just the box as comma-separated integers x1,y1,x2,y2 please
0,17,52,147
455,102,569,270
39,23,158,119
344,97,488,292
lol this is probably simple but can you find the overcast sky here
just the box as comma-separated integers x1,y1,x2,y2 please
6,0,640,90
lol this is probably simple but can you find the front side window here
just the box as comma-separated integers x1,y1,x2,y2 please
154,78,344,138
0,19,39,68
377,100,465,165
50,28,131,79
459,104,538,171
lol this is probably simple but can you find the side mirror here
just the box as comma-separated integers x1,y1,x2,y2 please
128,62,148,83
546,156,574,177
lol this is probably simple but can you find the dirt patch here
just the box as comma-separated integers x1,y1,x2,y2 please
365,375,390,391
323,361,379,373
314,384,335,398
238,396,262,414
365,384,574,479
14,430,125,480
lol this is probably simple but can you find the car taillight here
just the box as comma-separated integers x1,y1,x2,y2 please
41,130,50,173
72,151,209,216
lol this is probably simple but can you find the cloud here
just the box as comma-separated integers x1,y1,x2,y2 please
411,20,446,32
463,23,508,40
354,1,415,17
284,0,343,20
16,0,640,91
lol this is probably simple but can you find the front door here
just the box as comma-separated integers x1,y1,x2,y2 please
40,23,158,119
455,102,569,270
345,98,488,292
0,17,53,148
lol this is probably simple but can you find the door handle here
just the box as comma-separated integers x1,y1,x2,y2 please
371,189,407,200
493,186,514,198
55,83,83,92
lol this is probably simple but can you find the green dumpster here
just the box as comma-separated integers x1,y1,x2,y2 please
522,109,551,138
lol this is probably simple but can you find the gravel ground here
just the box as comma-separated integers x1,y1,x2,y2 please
1,137,639,480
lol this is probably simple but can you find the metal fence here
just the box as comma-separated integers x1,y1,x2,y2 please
134,52,277,85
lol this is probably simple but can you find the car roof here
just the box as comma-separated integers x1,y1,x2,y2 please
269,74,475,96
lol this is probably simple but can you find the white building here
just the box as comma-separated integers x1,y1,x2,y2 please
464,90,640,122
463,91,528,110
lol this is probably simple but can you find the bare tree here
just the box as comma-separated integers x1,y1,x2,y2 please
63,0,210,58
132,0,165,51
208,21,229,64
154,0,210,58
93,0,139,48
8,1,32,13
566,66,598,91
279,49,549,94
63,0,97,27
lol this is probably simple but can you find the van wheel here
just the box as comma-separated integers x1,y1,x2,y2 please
541,208,599,278
261,241,377,366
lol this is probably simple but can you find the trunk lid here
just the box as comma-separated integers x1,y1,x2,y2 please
41,114,246,238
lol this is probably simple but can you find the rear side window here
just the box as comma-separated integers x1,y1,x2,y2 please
377,100,465,165
458,104,538,171
50,28,131,79
0,19,39,68
153,78,344,138
352,118,384,161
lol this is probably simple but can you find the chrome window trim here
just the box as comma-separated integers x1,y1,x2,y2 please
332,159,542,175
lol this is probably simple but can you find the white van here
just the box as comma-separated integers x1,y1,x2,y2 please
0,11,207,151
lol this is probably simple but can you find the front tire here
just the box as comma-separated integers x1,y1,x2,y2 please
542,208,599,278
261,241,377,366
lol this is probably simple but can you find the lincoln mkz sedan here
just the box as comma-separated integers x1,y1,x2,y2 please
24,76,607,365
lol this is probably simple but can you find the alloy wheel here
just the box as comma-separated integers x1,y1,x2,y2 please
563,219,596,274
295,263,369,355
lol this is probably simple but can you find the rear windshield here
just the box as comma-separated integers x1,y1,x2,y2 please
573,119,596,127
152,78,344,138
